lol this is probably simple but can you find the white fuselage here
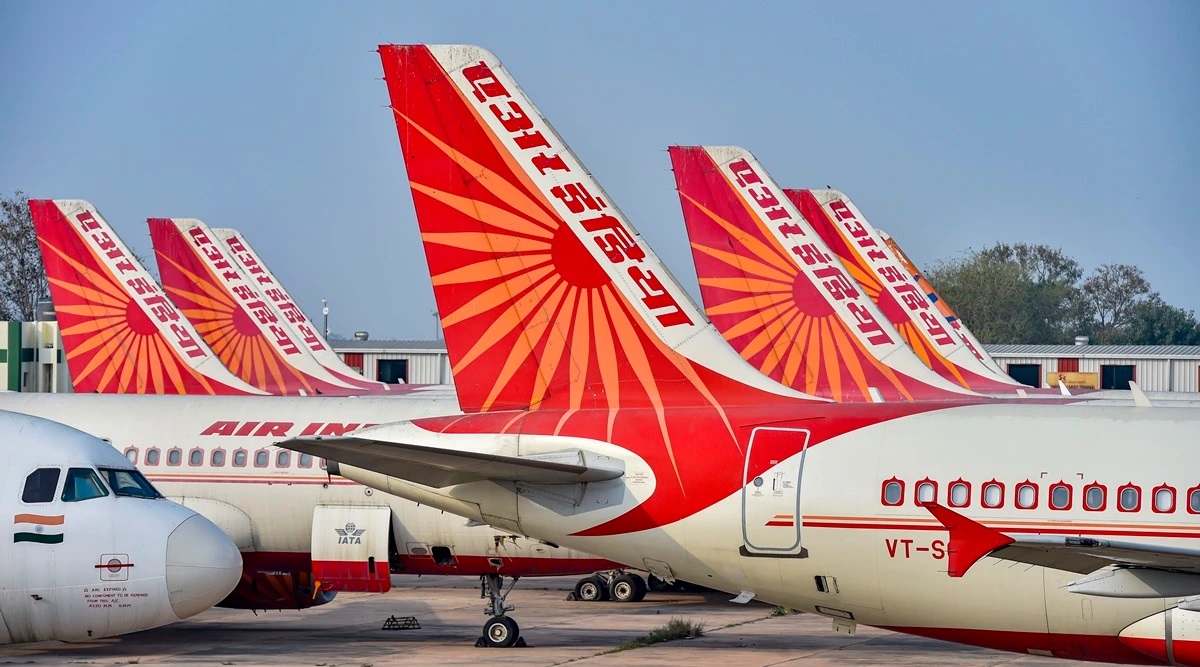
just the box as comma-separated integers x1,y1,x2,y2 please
333,402,1198,662
0,394,612,591
0,412,241,644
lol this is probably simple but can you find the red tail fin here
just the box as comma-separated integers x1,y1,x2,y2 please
29,200,264,395
379,45,806,414
669,146,974,402
878,229,1015,381
149,217,350,395
211,228,393,391
791,190,1019,392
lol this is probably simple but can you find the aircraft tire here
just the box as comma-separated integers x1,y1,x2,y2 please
574,574,609,601
482,615,520,648
609,573,647,602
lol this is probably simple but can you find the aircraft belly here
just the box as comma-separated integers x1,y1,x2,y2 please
1043,568,1167,659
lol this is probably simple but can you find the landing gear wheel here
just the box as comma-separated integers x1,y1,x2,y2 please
574,574,609,601
609,573,647,602
482,615,520,648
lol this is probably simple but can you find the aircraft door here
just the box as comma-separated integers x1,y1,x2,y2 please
741,427,809,556
311,505,392,593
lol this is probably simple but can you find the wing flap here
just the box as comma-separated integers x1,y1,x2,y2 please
281,435,624,488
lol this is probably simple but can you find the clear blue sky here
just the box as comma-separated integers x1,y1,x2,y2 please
2,1,1196,339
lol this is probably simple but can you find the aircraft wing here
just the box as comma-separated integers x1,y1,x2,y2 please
280,435,624,488
988,536,1200,575
924,503,1200,576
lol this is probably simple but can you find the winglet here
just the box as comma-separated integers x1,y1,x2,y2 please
1058,380,1072,396
1128,381,1153,408
923,502,1014,577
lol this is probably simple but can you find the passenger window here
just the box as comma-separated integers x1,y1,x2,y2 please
948,480,970,508
211,449,226,467
298,453,313,469
1118,484,1141,512
881,478,903,506
124,448,138,464
188,448,203,466
145,448,161,466
22,468,61,503
1016,482,1038,509
276,450,291,468
62,468,109,502
167,448,182,466
254,450,269,468
1153,485,1175,513
233,449,248,467
982,481,1004,508
1189,487,1200,514
1049,483,1071,510
1083,483,1106,511
915,479,936,505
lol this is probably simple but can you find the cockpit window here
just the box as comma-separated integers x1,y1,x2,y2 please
62,468,110,502
22,468,61,503
99,468,163,499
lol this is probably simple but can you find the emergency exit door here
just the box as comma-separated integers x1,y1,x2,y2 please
311,505,392,593
741,427,809,556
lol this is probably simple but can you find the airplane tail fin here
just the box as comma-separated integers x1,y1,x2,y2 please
877,229,1016,382
210,228,393,392
378,44,808,414
149,217,351,396
791,189,1018,393
28,199,265,395
668,146,975,402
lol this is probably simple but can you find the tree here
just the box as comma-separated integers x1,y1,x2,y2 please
0,191,48,321
1074,264,1154,343
1110,297,1200,346
926,243,1081,344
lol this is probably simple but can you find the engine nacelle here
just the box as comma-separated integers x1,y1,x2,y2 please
1118,607,1200,666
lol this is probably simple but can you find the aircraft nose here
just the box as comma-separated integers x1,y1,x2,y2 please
165,514,243,619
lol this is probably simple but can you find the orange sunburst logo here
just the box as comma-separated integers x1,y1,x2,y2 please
150,220,316,395
30,201,236,394
384,50,731,425
669,147,916,402
793,191,972,389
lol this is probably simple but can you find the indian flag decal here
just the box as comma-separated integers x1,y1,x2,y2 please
14,513,64,544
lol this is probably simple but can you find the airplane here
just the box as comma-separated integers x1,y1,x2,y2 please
208,227,393,392
877,228,1200,403
876,228,1010,377
666,160,1197,406
275,44,1199,663
25,202,649,619
790,188,1024,390
29,198,442,397
149,216,379,396
668,145,984,402
0,410,241,644
29,199,269,396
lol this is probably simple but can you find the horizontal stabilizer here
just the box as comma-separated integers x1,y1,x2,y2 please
280,435,624,488
926,503,1200,577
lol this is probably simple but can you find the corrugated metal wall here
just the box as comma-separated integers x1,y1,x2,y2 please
991,355,1200,392
349,351,451,385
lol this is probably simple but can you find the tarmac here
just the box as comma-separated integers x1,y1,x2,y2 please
1,576,1111,666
